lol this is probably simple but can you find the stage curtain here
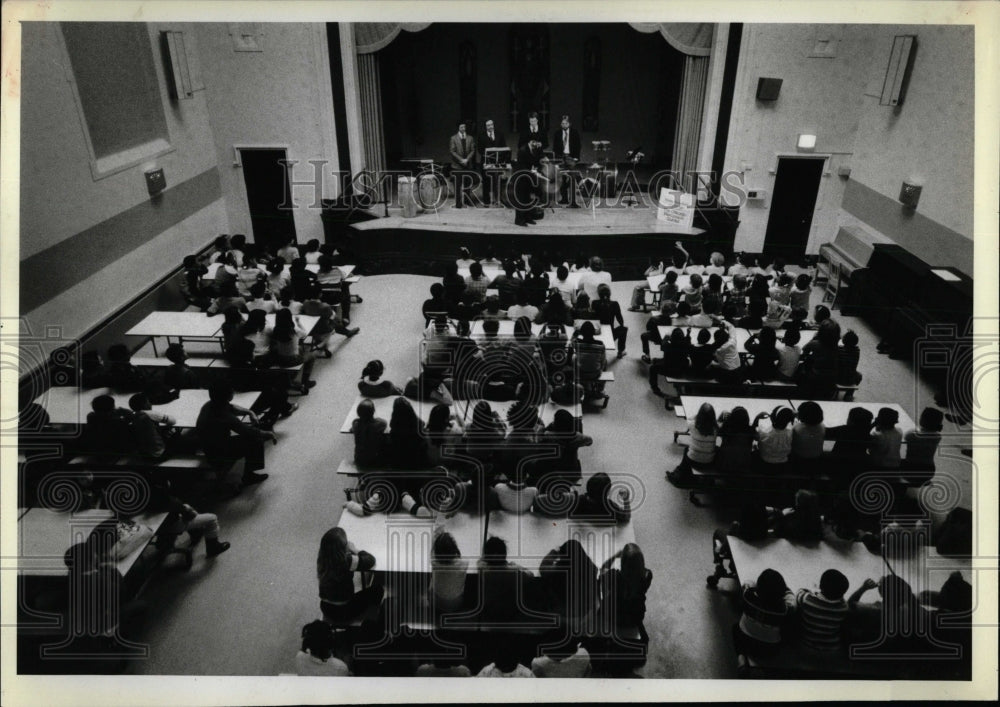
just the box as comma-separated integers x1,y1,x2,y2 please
358,53,387,197
628,23,713,56
671,55,710,184
354,23,431,54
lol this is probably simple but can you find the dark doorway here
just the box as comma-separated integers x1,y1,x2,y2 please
762,157,825,260
239,147,296,253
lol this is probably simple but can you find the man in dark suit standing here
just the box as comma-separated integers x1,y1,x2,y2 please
553,115,582,207
512,139,544,227
518,112,549,150
478,118,506,206
449,120,478,208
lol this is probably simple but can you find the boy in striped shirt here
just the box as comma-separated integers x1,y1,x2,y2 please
796,569,850,650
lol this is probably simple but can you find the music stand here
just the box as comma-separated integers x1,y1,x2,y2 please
484,147,511,167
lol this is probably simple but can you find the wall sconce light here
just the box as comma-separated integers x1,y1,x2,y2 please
143,162,166,197
797,134,817,152
899,175,923,209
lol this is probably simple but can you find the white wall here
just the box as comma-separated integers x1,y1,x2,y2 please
847,24,974,239
20,22,222,260
723,24,974,258
192,23,340,247
20,21,228,342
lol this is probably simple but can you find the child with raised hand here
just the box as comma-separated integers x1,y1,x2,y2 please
753,406,795,474
836,329,863,400
789,273,813,312
796,569,850,651
629,257,666,311
667,402,717,484
902,407,944,482
665,241,689,275
358,360,403,397
869,407,902,469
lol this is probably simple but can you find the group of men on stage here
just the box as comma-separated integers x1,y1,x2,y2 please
448,112,582,225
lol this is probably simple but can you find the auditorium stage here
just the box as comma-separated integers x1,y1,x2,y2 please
346,198,726,277
351,197,704,238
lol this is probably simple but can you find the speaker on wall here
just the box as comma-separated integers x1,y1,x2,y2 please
756,77,783,101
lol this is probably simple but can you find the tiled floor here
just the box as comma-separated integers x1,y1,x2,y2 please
128,274,973,677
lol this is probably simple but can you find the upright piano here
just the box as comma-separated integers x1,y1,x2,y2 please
817,225,886,286
848,243,973,365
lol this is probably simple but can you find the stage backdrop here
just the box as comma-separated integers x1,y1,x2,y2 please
378,23,683,170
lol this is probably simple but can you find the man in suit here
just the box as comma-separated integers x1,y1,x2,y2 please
512,139,545,227
478,118,507,206
554,115,582,207
449,120,478,208
518,112,549,150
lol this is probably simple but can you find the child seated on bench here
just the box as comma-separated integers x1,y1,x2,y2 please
649,327,691,396
744,327,782,382
836,329,863,400
795,569,850,652
868,407,902,470
357,360,403,397
667,402,717,483
752,406,794,474
776,329,802,382
733,568,796,660
716,407,754,474
901,407,944,483
688,328,716,378
770,489,824,542
707,324,743,385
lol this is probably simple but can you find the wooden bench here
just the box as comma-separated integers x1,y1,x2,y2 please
336,459,362,477
132,356,217,368
663,377,860,405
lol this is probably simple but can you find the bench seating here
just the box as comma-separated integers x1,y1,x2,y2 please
663,376,859,404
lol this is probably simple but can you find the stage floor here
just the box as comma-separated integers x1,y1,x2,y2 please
353,198,703,237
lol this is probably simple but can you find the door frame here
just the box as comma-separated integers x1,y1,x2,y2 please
764,153,831,255
233,144,296,244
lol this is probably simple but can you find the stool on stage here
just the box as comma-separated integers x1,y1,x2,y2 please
398,176,418,218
